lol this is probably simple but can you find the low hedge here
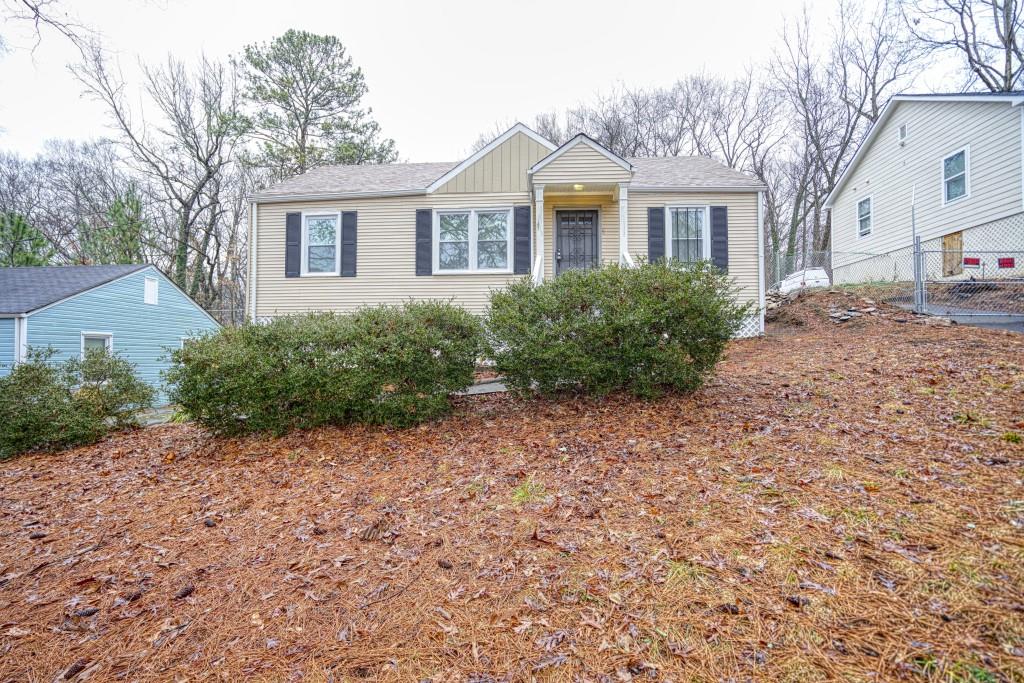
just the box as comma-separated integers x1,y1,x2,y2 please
164,301,484,435
486,261,751,397
0,348,155,459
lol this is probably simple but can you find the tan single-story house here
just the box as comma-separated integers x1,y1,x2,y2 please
248,123,767,336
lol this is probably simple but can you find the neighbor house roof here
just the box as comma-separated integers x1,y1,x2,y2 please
0,264,149,315
253,153,764,202
824,91,1024,208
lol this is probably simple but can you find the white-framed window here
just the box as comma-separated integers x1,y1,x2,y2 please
433,208,513,273
898,124,908,144
666,206,710,263
81,332,112,357
301,212,341,276
857,196,872,237
144,276,159,305
942,147,969,204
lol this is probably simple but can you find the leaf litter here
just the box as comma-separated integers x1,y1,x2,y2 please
0,290,1022,681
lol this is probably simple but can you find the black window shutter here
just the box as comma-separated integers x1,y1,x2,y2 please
710,206,728,271
415,209,432,275
513,205,531,274
647,207,665,263
285,212,301,277
340,211,357,277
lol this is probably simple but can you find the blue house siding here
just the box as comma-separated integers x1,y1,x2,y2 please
0,318,14,377
25,267,219,403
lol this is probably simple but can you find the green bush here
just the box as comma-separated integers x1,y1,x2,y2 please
486,261,752,397
165,301,484,435
0,348,155,459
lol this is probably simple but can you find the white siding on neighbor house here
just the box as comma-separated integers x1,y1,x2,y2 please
831,100,1024,269
628,192,762,306
253,192,533,316
532,144,633,185
435,132,550,194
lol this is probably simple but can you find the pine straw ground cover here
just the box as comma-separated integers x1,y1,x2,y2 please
1,292,1023,683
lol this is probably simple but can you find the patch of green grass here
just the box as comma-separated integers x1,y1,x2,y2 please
893,467,911,480
947,661,997,683
511,477,547,504
1001,431,1022,444
666,560,708,586
954,411,992,428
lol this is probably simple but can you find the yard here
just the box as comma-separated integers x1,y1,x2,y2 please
1,291,1022,682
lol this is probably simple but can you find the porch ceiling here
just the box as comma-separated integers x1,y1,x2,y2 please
536,182,620,197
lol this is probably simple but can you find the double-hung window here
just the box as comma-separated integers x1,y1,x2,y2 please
434,208,512,273
81,332,112,357
667,206,709,264
302,213,340,275
943,148,968,203
857,197,872,237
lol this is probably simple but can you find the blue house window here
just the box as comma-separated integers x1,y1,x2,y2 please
81,332,112,357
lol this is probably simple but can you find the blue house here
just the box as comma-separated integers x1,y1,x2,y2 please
0,265,220,403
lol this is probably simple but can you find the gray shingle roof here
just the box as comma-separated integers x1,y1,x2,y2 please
0,264,149,315
255,162,458,199
253,155,763,201
629,156,765,189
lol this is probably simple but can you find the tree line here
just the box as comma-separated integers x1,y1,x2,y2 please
0,0,1021,319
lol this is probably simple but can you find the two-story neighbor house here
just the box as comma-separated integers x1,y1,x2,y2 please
248,124,767,336
0,264,220,402
825,92,1024,283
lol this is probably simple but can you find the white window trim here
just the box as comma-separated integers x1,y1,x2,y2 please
300,211,342,276
898,123,908,145
856,195,873,238
432,207,514,275
80,331,113,358
942,146,970,205
664,205,711,262
144,276,159,305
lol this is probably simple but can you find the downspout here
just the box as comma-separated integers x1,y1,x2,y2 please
757,190,766,334
249,201,258,321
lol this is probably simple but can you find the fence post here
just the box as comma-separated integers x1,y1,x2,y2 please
912,236,924,314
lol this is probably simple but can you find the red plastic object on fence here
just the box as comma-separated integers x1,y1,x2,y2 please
963,256,981,267
997,257,1015,269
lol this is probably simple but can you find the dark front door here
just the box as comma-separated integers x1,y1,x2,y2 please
555,210,599,275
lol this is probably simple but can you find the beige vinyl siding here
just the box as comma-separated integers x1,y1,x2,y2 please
628,192,761,305
543,195,620,280
254,192,530,316
533,144,633,185
436,132,551,194
831,100,1023,267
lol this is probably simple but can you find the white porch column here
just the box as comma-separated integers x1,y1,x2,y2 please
618,183,633,266
533,184,545,284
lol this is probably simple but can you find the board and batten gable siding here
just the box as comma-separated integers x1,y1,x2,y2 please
435,132,551,194
532,144,633,185
25,268,219,402
254,192,533,316
628,192,761,305
0,318,14,376
831,100,1024,267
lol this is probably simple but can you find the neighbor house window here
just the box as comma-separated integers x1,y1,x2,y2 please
943,148,968,203
857,197,872,237
898,124,908,144
81,332,112,357
302,213,340,275
144,276,159,305
434,208,512,273
667,206,709,263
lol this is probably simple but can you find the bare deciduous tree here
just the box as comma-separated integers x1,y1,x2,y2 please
902,0,1024,91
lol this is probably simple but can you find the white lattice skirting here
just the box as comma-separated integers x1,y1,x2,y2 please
734,313,763,338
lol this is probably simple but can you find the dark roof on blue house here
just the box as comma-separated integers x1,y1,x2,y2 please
0,264,149,315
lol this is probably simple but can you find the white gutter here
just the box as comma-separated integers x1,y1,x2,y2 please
630,185,767,193
248,188,427,204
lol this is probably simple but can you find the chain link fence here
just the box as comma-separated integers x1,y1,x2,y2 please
766,214,1024,321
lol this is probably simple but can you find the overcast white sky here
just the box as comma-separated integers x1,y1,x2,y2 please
0,0,953,162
